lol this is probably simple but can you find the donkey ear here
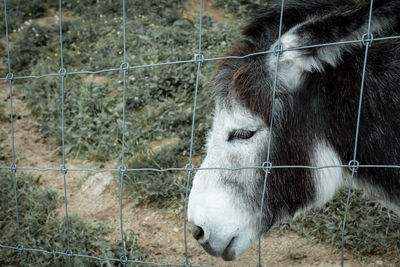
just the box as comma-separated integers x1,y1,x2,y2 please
243,0,356,42
271,1,400,89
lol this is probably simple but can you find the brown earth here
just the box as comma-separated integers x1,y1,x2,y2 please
183,0,231,22
0,1,397,266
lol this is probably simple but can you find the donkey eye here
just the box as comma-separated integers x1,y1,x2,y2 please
228,129,256,142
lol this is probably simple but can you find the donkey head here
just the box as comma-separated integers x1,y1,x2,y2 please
188,0,398,261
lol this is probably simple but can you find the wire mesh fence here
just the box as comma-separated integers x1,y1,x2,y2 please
1,0,399,266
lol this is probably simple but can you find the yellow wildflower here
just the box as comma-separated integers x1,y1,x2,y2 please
46,56,51,60
118,51,122,55
149,23,155,27
54,53,58,57
77,51,81,55
117,31,121,35
94,50,98,54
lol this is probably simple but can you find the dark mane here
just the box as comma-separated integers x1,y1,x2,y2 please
243,0,357,44
213,0,396,120
213,0,400,211
189,1,400,260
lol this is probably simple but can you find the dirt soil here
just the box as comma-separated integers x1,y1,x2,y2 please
0,1,397,266
183,0,230,22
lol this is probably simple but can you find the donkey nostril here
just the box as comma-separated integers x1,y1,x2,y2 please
191,225,204,241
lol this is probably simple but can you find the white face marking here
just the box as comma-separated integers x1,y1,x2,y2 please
311,141,344,207
188,101,269,260
293,140,345,218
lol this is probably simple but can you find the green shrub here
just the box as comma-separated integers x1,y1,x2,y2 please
212,0,266,18
9,0,238,208
0,170,146,266
280,188,400,258
0,0,46,35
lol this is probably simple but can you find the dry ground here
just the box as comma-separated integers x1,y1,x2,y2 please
0,0,397,266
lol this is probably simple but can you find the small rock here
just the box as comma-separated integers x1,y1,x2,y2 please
173,227,179,233
81,173,113,196
289,252,307,260
376,260,383,266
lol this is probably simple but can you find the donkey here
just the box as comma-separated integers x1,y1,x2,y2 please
187,0,400,261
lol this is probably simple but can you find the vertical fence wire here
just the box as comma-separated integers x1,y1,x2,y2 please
118,0,128,264
256,0,285,266
183,0,204,265
340,1,375,266
3,0,23,265
58,0,72,265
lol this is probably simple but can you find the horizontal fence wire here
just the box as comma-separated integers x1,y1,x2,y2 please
1,0,400,266
3,164,400,173
0,244,213,267
1,35,400,81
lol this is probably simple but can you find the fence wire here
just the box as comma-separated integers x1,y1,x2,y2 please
1,0,400,266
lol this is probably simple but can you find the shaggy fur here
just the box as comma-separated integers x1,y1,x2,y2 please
189,0,400,261
214,0,400,221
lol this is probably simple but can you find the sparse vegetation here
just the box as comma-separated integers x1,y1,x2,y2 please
280,189,400,259
0,170,146,266
7,0,240,208
212,0,265,19
0,0,46,35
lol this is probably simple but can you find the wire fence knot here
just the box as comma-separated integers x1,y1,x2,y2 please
60,165,68,175
194,54,204,65
120,62,129,72
182,260,191,267
10,163,17,173
262,161,273,174
185,163,194,173
273,43,283,57
17,244,24,252
119,165,127,174
348,160,360,172
6,72,14,81
66,249,73,257
120,255,128,264
58,68,67,77
361,32,374,47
